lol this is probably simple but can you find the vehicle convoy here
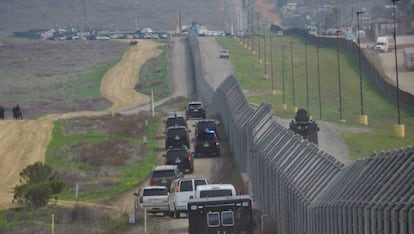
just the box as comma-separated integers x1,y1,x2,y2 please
134,186,169,216
185,101,206,119
164,125,191,149
374,36,390,52
168,177,209,218
163,146,194,173
194,130,220,157
195,184,236,198
187,195,254,234
149,165,184,188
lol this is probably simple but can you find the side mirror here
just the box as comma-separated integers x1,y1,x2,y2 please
133,192,139,196
162,154,166,157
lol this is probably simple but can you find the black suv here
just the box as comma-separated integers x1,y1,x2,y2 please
185,101,206,119
149,165,184,188
194,119,220,139
163,147,194,173
194,131,220,157
164,126,191,149
164,114,187,131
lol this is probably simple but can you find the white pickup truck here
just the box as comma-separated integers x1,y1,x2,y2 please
135,186,169,216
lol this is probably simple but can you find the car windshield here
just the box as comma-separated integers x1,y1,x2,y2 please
143,188,168,196
166,148,188,159
195,179,208,187
199,189,233,198
166,117,186,128
188,104,202,109
152,170,176,178
197,121,216,131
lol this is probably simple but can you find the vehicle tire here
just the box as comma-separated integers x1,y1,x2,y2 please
169,211,174,218
163,212,168,217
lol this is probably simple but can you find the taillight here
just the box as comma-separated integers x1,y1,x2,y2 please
150,177,154,185
139,196,143,204
163,158,167,164
175,185,180,192
188,155,193,162
216,141,220,146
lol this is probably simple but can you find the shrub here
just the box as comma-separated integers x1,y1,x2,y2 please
13,162,66,208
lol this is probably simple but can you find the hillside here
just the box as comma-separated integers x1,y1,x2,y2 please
0,0,228,37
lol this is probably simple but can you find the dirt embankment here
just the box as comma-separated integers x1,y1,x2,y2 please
254,0,282,26
0,40,160,208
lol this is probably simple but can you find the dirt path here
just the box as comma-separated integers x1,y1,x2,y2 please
0,40,160,209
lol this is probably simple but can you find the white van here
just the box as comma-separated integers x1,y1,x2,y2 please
195,184,236,198
168,177,208,218
374,36,390,53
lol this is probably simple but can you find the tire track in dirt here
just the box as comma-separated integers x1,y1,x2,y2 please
0,40,160,208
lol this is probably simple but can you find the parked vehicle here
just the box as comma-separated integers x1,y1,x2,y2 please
195,184,236,198
188,195,254,234
168,177,209,218
149,165,184,188
194,131,220,157
185,101,206,119
164,126,191,149
375,36,390,53
163,146,194,173
134,186,169,216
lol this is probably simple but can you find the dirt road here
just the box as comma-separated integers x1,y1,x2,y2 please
0,40,160,208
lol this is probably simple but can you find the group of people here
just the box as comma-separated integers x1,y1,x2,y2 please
0,104,23,120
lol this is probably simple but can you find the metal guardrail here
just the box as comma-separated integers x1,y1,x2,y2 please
187,34,414,234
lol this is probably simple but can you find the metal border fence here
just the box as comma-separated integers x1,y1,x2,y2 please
187,33,414,234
